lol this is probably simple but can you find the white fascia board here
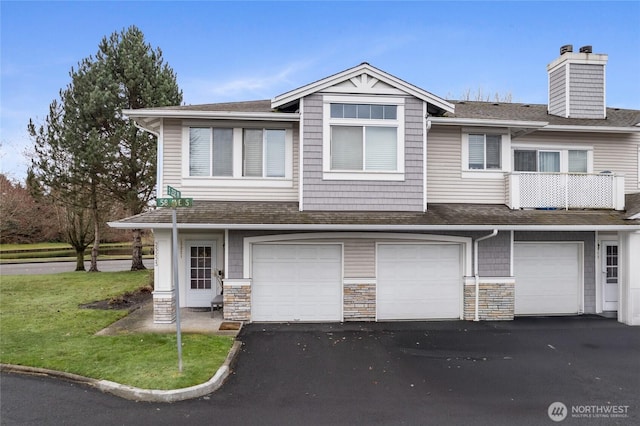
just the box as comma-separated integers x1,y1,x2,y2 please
428,117,548,129
272,63,455,113
108,221,640,232
123,109,300,122
539,125,640,134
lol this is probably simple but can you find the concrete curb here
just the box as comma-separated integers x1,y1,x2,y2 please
1,340,243,403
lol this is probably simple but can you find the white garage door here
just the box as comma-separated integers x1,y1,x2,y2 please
514,242,581,315
252,244,342,322
377,244,461,320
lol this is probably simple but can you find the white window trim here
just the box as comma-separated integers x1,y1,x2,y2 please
322,95,405,181
461,128,511,179
511,143,594,173
181,122,293,187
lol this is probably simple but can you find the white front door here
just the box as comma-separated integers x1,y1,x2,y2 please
602,242,619,312
186,241,217,307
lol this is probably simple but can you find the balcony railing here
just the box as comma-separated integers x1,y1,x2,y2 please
506,172,625,210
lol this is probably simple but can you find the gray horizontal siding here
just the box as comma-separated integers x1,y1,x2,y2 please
227,231,511,280
302,94,424,211
568,63,605,119
548,66,567,117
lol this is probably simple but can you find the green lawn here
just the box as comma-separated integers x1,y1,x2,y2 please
0,271,234,389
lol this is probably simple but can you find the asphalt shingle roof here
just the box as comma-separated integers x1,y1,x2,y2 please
112,200,640,229
151,99,639,128
447,101,640,128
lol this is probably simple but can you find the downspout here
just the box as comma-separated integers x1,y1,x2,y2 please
423,107,431,212
474,230,498,321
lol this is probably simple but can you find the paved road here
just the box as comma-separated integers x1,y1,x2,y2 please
2,317,638,425
0,259,146,275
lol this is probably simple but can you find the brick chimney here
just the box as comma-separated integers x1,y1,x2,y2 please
547,45,608,119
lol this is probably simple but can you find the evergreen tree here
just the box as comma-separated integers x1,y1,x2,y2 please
93,25,183,270
28,99,97,271
29,25,182,271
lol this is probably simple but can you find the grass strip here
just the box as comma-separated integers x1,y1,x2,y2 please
0,271,234,389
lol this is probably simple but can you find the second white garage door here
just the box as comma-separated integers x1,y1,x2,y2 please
251,244,342,322
514,242,581,315
377,243,462,320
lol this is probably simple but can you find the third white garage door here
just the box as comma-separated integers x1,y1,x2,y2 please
377,243,462,320
514,242,581,315
251,244,342,322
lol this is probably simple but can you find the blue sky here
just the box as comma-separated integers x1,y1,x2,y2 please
2,1,639,181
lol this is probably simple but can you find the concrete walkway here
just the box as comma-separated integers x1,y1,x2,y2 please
96,301,242,337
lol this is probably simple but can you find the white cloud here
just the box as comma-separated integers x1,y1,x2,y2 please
180,60,315,104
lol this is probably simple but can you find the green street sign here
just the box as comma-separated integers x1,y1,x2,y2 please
167,185,181,199
157,197,193,208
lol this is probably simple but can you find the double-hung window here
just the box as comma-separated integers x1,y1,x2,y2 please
243,129,286,178
323,96,404,181
189,127,233,176
468,134,502,170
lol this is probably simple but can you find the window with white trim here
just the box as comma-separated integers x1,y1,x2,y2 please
323,96,405,181
468,134,502,170
186,126,290,181
513,149,589,173
330,104,398,171
189,128,233,176
243,129,286,177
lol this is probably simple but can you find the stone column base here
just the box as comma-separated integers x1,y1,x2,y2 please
464,278,515,321
153,290,176,324
343,280,376,321
223,279,251,321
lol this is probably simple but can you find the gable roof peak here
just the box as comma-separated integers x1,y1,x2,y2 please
272,62,454,114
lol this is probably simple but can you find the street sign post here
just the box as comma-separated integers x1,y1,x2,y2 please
156,198,193,208
157,186,193,373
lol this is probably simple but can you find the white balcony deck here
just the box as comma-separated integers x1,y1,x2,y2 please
507,172,625,210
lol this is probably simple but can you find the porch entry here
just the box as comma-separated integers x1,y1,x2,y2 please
185,241,218,307
602,241,619,312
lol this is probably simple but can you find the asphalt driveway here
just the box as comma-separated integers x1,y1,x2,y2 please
222,317,639,425
2,316,639,425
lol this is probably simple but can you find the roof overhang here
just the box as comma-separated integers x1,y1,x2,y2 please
272,63,455,114
428,117,640,134
540,125,640,133
109,221,640,232
123,109,300,123
428,117,548,138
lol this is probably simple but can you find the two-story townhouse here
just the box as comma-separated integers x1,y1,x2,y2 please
111,46,640,326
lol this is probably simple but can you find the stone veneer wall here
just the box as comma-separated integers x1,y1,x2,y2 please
153,294,176,324
223,281,251,321
343,281,376,321
463,281,515,321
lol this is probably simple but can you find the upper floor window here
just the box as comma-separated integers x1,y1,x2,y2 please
184,124,293,185
243,129,286,177
189,127,233,177
468,134,502,170
514,149,589,173
323,96,405,181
